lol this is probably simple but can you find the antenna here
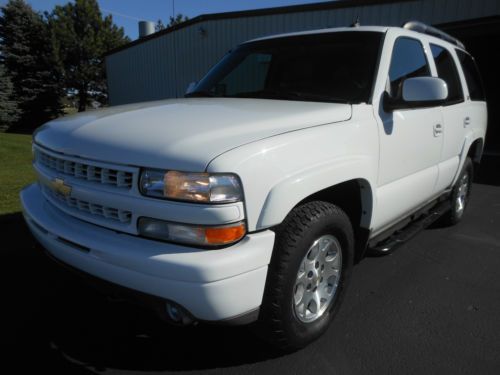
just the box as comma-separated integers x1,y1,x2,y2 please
172,0,179,98
350,16,360,28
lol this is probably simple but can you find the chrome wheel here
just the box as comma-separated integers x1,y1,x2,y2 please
455,173,469,217
293,234,342,323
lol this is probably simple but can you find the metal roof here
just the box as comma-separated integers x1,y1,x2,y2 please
105,0,414,56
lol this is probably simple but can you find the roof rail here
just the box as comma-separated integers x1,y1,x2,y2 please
402,21,465,49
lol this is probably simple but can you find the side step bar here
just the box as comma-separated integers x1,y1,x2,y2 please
368,200,451,255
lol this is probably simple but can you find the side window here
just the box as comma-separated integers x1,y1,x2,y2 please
388,37,431,96
430,44,464,104
456,50,485,101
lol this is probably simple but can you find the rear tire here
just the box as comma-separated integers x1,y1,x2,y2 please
256,201,354,351
441,157,473,226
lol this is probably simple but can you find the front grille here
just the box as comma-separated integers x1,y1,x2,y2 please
42,184,132,224
36,148,133,189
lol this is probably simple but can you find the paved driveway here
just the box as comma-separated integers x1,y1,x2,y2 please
1,183,499,374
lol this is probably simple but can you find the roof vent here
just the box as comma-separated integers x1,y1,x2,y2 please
138,21,155,38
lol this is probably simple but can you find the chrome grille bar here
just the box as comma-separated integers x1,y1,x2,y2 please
42,184,132,224
36,149,133,189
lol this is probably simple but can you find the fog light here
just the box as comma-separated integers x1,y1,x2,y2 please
166,302,193,325
166,303,182,322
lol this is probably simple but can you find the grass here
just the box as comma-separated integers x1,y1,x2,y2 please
0,133,36,215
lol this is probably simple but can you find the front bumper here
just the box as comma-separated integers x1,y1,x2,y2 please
20,183,275,322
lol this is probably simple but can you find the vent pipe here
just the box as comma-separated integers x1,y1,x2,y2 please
138,21,155,38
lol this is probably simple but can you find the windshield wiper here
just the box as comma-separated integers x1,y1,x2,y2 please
184,90,216,98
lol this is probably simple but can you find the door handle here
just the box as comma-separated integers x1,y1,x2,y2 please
464,117,471,127
433,123,443,137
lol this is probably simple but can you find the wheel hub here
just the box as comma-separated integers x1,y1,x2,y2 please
456,173,469,217
293,234,342,323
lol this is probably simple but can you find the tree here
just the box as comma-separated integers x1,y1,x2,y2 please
0,64,19,131
49,0,129,112
155,14,188,33
0,0,62,131
168,14,189,27
155,19,165,32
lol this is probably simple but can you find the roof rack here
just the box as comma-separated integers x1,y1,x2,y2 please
402,21,465,49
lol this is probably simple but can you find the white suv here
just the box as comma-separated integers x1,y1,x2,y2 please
21,22,487,350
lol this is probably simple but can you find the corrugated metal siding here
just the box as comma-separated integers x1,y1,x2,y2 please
106,0,500,105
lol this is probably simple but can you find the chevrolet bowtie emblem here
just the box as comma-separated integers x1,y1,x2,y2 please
51,178,72,197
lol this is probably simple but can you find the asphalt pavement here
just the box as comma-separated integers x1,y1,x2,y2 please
1,180,499,374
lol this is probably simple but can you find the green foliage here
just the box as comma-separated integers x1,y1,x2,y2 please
156,14,189,32
168,13,189,27
0,0,63,132
155,19,165,32
0,64,19,131
49,0,130,112
0,133,35,214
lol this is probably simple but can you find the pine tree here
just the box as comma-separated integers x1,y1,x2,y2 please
155,19,165,32
168,14,189,27
49,0,129,112
0,0,63,131
0,64,19,131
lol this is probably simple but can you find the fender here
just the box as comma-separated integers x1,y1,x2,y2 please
453,131,484,186
256,156,376,229
206,105,380,232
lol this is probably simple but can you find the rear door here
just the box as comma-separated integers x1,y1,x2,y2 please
427,43,467,193
371,30,444,233
455,49,488,165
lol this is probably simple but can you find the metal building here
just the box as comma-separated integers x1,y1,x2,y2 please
105,0,500,153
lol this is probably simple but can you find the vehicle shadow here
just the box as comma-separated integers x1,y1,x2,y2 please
0,212,282,373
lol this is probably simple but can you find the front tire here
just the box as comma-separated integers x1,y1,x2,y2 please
256,201,354,351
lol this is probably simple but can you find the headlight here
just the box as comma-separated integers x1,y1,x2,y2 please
138,218,246,246
139,170,242,203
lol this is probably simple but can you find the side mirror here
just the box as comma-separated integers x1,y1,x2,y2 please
384,77,448,111
185,81,198,95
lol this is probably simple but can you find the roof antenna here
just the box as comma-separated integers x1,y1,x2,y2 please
351,16,360,27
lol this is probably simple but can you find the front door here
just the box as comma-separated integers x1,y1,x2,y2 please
371,33,444,233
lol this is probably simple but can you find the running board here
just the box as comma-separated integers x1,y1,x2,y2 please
368,200,451,255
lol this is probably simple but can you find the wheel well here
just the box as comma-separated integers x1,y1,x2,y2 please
467,138,484,164
296,179,372,262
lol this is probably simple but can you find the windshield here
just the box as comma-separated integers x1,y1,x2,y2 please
188,31,383,104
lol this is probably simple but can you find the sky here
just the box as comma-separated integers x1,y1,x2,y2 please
0,0,332,40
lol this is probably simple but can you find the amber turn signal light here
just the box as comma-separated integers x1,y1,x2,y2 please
205,222,246,245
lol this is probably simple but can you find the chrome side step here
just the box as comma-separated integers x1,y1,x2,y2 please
368,200,451,255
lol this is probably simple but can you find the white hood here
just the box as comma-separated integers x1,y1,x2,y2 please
34,98,351,171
